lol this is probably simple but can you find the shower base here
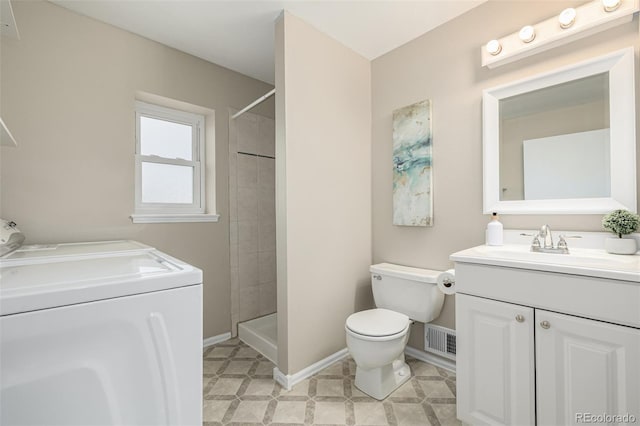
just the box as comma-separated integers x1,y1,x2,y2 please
238,313,277,363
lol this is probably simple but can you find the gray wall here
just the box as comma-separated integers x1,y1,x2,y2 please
371,0,640,350
0,0,274,339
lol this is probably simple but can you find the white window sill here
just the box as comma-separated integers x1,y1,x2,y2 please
130,213,220,224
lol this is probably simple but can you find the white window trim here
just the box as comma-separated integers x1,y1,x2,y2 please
130,213,220,224
133,101,217,223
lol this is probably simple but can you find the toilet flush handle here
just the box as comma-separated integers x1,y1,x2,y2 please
372,274,382,280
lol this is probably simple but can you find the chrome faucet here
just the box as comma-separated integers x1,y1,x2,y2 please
539,224,553,249
529,225,569,254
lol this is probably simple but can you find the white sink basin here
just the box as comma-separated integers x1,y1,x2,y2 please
451,244,640,282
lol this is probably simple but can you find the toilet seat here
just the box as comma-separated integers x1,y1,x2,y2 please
346,308,410,338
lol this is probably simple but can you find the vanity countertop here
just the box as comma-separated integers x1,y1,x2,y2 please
451,244,639,283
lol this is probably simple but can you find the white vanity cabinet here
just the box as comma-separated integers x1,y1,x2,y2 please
535,309,639,426
456,294,535,426
451,246,640,426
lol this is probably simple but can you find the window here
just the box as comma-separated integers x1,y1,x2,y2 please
132,101,217,223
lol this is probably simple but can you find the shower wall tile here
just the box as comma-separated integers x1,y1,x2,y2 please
231,255,239,331
259,281,277,316
230,268,239,299
229,198,237,223
239,286,260,322
231,312,239,336
258,157,275,188
237,114,259,154
230,221,238,246
229,152,237,188
238,251,258,288
229,154,238,222
257,116,275,158
229,133,238,336
237,154,258,188
229,110,238,152
237,187,258,221
231,111,275,327
258,250,277,284
258,187,276,223
258,158,275,230
237,220,258,254
258,216,276,253
230,243,239,269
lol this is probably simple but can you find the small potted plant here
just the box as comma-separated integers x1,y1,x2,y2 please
602,209,640,255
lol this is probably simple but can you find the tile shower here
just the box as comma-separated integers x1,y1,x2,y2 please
229,110,277,350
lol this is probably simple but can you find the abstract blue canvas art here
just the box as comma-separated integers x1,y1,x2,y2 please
392,99,433,226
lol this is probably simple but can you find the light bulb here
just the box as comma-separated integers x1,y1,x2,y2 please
519,25,536,43
602,0,621,12
558,8,577,28
486,39,502,56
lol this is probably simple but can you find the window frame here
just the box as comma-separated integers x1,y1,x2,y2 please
134,101,205,216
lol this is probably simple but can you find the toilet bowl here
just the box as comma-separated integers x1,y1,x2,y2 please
345,263,445,400
345,308,411,400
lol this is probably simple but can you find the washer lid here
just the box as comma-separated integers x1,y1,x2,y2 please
0,240,202,316
0,240,154,266
346,308,410,337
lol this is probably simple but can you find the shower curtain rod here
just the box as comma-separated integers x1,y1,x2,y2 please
231,88,276,119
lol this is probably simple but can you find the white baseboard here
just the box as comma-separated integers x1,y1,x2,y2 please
405,346,456,373
203,332,231,349
273,348,349,390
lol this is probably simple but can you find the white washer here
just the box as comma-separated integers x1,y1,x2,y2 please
0,240,202,426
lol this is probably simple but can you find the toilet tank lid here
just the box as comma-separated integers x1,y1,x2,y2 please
370,263,441,283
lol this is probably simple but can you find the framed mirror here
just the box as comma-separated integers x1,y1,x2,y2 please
483,47,636,214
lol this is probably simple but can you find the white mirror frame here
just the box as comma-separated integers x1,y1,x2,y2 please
483,47,636,214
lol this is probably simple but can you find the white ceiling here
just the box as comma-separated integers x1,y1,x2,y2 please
51,0,486,84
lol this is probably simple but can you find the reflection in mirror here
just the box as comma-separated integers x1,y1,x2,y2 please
499,73,610,201
483,47,636,214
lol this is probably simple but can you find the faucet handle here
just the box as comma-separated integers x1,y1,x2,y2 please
557,235,567,249
531,235,541,248
556,235,571,253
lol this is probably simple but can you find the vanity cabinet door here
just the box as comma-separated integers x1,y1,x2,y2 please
456,294,535,426
536,310,640,426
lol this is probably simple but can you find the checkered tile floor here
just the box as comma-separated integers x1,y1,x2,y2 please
203,338,460,425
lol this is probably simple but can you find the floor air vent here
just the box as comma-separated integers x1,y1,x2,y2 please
424,324,456,360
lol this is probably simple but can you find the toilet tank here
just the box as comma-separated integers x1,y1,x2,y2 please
370,263,445,323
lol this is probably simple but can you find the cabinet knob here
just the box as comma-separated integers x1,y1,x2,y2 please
540,320,551,329
515,314,525,323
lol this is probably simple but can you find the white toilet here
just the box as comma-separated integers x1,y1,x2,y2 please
345,263,445,400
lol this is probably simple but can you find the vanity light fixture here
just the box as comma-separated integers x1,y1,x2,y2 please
481,0,639,68
518,25,536,43
602,0,622,12
486,39,502,56
558,8,577,28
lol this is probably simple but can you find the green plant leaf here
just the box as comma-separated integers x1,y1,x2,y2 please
602,209,640,237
